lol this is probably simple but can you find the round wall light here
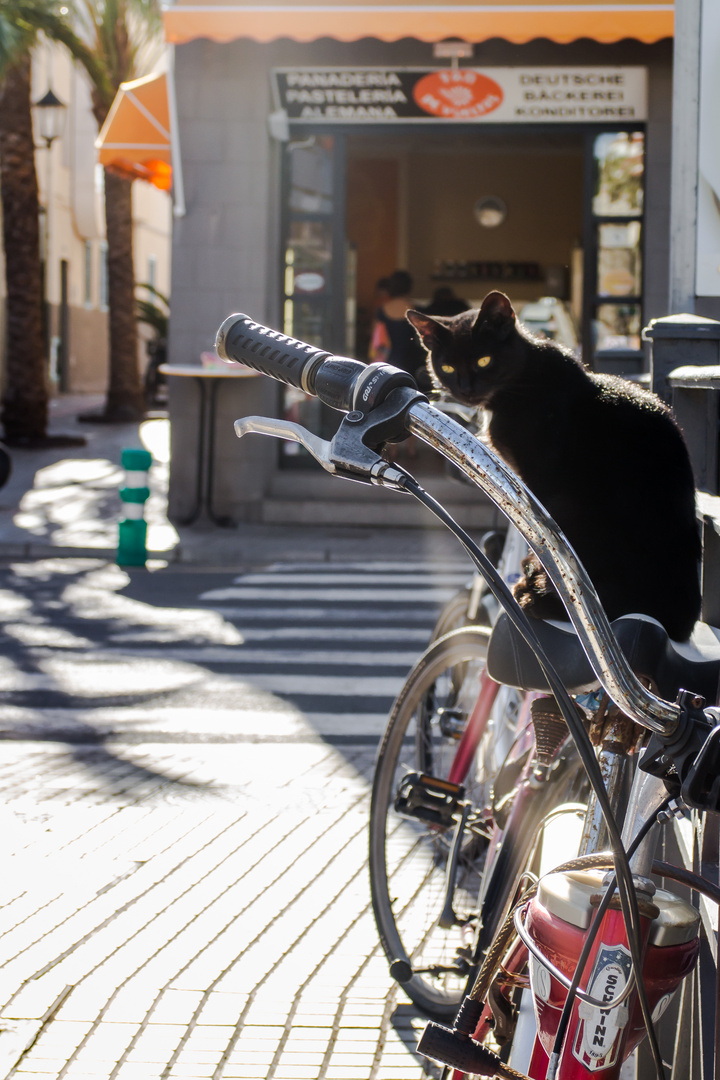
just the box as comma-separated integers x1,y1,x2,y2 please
474,196,507,228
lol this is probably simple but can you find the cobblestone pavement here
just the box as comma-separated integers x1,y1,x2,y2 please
0,557,469,1080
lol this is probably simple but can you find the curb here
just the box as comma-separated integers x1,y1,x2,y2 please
0,542,175,563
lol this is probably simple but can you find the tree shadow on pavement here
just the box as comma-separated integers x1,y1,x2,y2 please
0,559,237,798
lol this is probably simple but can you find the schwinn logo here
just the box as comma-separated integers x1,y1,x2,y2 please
573,944,632,1072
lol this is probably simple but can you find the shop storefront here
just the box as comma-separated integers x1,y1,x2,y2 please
161,2,675,523
276,66,647,365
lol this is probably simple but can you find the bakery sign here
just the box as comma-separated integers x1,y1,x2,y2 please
272,67,647,124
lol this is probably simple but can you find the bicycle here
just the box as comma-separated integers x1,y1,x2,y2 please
215,313,720,1080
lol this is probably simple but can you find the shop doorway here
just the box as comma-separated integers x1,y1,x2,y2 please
279,124,645,466
346,128,584,362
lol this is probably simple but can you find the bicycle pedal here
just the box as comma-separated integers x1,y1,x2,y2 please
394,772,466,828
437,707,466,739
487,980,518,1047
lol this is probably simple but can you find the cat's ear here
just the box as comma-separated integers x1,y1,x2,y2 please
406,310,449,350
475,292,516,340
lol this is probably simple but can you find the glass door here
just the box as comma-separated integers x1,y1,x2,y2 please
584,130,645,372
280,134,346,463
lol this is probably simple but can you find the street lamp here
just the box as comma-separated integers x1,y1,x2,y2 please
33,86,67,386
34,87,67,148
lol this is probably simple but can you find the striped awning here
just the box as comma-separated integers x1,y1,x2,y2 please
95,72,172,191
162,1,673,46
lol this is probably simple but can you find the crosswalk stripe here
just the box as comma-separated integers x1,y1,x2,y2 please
259,561,471,573
67,648,420,667
0,670,405,697
231,572,471,587
0,706,389,736
201,607,440,623
199,586,460,603
196,627,432,643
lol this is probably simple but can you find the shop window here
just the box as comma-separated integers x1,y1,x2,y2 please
594,303,642,353
592,132,644,217
280,136,344,465
283,138,336,349
589,131,645,367
283,219,333,346
597,222,642,301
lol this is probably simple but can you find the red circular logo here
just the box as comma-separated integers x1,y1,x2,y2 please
413,70,504,119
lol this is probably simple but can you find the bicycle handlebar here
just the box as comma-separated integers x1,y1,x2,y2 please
216,313,417,412
219,312,684,736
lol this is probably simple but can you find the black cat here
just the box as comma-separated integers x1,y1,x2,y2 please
407,291,702,641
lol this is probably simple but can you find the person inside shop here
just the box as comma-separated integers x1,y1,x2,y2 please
369,269,428,386
421,285,470,317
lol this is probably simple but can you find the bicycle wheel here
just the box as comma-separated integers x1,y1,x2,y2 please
370,626,521,1019
429,587,492,643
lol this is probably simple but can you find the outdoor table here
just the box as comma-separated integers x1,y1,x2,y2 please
161,363,264,526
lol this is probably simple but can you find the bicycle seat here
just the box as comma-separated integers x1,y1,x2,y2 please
487,612,720,705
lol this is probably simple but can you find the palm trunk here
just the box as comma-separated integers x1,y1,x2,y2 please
0,53,48,444
102,167,144,420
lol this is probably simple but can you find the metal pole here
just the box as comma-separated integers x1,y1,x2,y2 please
669,0,702,314
44,138,54,378
167,47,186,219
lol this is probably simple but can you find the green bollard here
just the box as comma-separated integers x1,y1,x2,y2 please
118,447,153,566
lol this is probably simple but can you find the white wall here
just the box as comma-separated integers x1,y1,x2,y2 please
0,41,172,394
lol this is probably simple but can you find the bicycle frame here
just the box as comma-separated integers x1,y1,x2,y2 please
447,670,499,787
447,526,527,787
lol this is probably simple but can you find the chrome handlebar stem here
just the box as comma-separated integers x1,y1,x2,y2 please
406,400,683,736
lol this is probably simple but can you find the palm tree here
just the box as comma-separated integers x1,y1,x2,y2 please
6,0,162,422
0,16,49,444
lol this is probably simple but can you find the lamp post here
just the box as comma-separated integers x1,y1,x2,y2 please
34,87,66,147
33,87,67,386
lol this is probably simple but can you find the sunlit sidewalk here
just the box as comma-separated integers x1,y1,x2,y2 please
0,395,177,560
0,550,441,1080
0,735,435,1080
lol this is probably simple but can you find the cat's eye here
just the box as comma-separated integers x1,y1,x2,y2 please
441,364,455,374
476,356,492,368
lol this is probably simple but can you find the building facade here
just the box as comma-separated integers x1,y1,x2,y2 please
158,1,715,523
0,42,172,397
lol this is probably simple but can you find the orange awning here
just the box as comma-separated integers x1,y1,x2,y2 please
162,1,673,47
96,72,173,191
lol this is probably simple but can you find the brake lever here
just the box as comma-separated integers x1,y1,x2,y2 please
235,416,336,473
638,693,720,814
234,390,419,489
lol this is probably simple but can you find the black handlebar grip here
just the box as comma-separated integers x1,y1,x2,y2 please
216,312,419,412
216,312,362,396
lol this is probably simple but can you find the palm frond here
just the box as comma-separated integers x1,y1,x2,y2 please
2,0,115,105
136,282,169,338
2,0,161,119
0,12,35,76
137,281,169,309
